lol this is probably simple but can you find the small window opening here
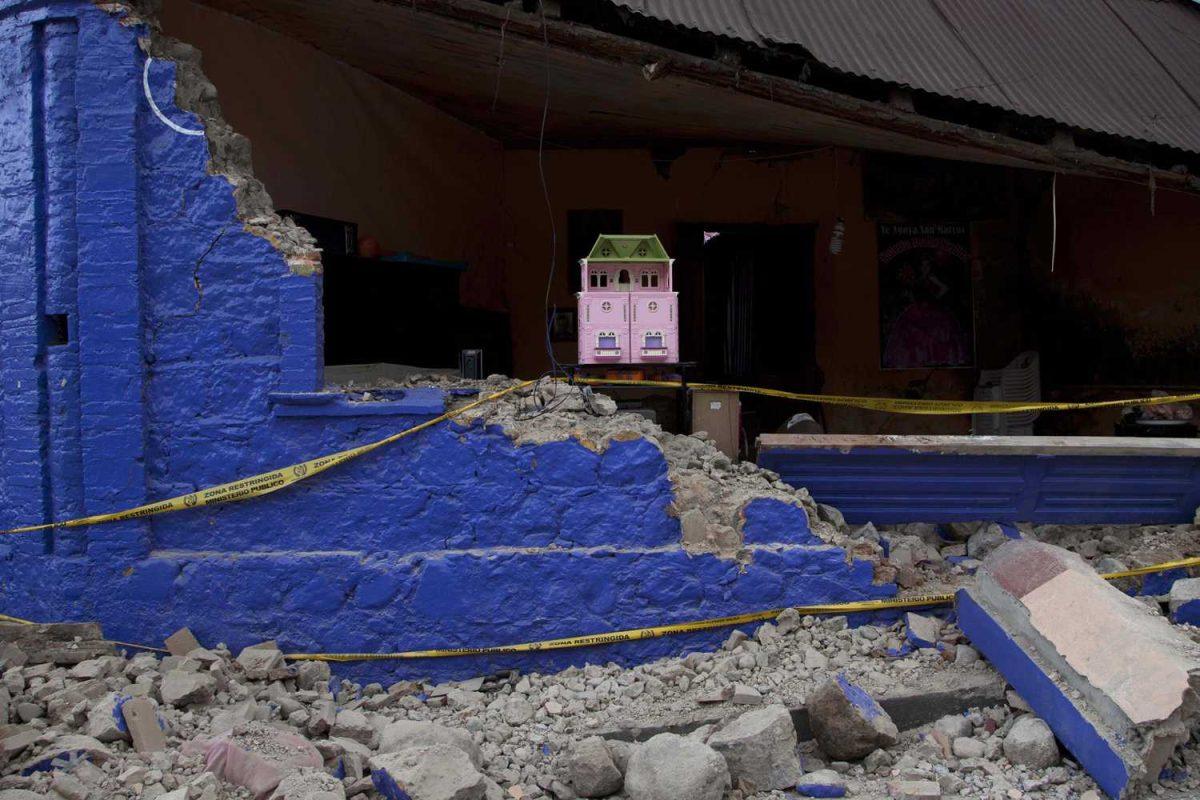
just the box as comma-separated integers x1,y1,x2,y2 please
651,274,659,287
45,314,69,346
598,332,618,350
589,273,599,288
617,269,630,288
644,332,664,350
640,273,650,288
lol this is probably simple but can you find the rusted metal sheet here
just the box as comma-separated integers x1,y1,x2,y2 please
613,0,761,44
609,0,1200,154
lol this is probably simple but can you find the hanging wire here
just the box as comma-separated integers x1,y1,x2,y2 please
1050,172,1057,273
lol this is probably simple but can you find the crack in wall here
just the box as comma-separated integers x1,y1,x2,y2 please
97,0,321,276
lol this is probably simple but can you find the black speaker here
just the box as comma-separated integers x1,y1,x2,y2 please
460,349,483,380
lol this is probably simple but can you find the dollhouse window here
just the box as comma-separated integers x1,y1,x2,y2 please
640,272,658,288
648,301,658,312
589,272,608,288
643,332,664,349
598,332,619,350
617,269,630,288
601,301,611,312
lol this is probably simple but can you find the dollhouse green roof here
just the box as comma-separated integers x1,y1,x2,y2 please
585,234,669,262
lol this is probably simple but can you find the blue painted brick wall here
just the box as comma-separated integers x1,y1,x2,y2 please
0,0,893,681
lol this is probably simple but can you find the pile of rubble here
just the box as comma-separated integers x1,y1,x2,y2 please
3,568,1200,800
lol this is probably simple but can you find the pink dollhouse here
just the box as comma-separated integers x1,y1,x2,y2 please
577,234,679,365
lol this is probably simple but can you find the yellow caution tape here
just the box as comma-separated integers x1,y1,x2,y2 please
5,556,1197,662
1097,555,1200,580
284,594,959,663
576,378,1200,416
3,375,1197,535
285,558,1200,662
0,381,534,536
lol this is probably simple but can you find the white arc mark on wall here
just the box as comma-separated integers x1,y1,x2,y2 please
143,57,204,137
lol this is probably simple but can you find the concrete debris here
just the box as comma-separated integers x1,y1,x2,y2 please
904,613,942,650
958,539,1200,798
268,769,346,799
370,743,489,800
165,628,203,658
566,737,622,797
436,377,864,560
161,670,217,708
705,704,801,790
379,720,483,767
808,675,899,760
796,768,847,797
623,733,729,800
7,533,1200,800
1169,577,1200,624
1002,715,1060,769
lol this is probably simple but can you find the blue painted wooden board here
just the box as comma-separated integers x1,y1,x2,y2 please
757,435,1200,524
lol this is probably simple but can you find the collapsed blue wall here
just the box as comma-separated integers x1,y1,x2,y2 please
0,0,892,681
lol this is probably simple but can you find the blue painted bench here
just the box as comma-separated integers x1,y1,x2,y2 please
757,434,1200,525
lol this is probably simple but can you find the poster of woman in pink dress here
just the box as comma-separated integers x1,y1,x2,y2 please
878,223,975,370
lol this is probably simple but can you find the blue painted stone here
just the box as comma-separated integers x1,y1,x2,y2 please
795,780,847,798
1143,568,1189,597
957,589,1131,800
742,498,821,545
837,673,885,720
1171,598,1200,625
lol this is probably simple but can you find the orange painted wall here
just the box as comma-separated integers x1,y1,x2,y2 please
158,4,1200,436
158,0,507,310
501,148,975,433
1048,175,1200,341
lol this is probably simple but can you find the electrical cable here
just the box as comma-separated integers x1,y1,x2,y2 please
535,0,565,381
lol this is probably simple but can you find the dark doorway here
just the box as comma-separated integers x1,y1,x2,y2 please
676,224,819,453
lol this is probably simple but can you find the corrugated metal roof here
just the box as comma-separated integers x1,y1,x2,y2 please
608,0,1200,154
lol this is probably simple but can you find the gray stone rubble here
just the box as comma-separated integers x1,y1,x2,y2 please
0,605,1197,799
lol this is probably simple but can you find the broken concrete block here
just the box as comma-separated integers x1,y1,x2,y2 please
164,627,202,657
121,696,166,753
957,540,1200,799
331,709,376,747
370,743,488,800
0,645,27,669
624,733,729,800
706,704,801,790
696,685,733,704
268,769,346,800
730,683,762,705
568,736,623,798
160,670,216,708
210,699,258,736
236,645,285,680
378,719,483,768
904,613,941,650
50,772,89,800
888,779,941,799
1168,577,1200,624
807,675,899,760
795,769,847,798
296,660,331,691
18,735,112,774
1002,715,1059,768
85,693,129,743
